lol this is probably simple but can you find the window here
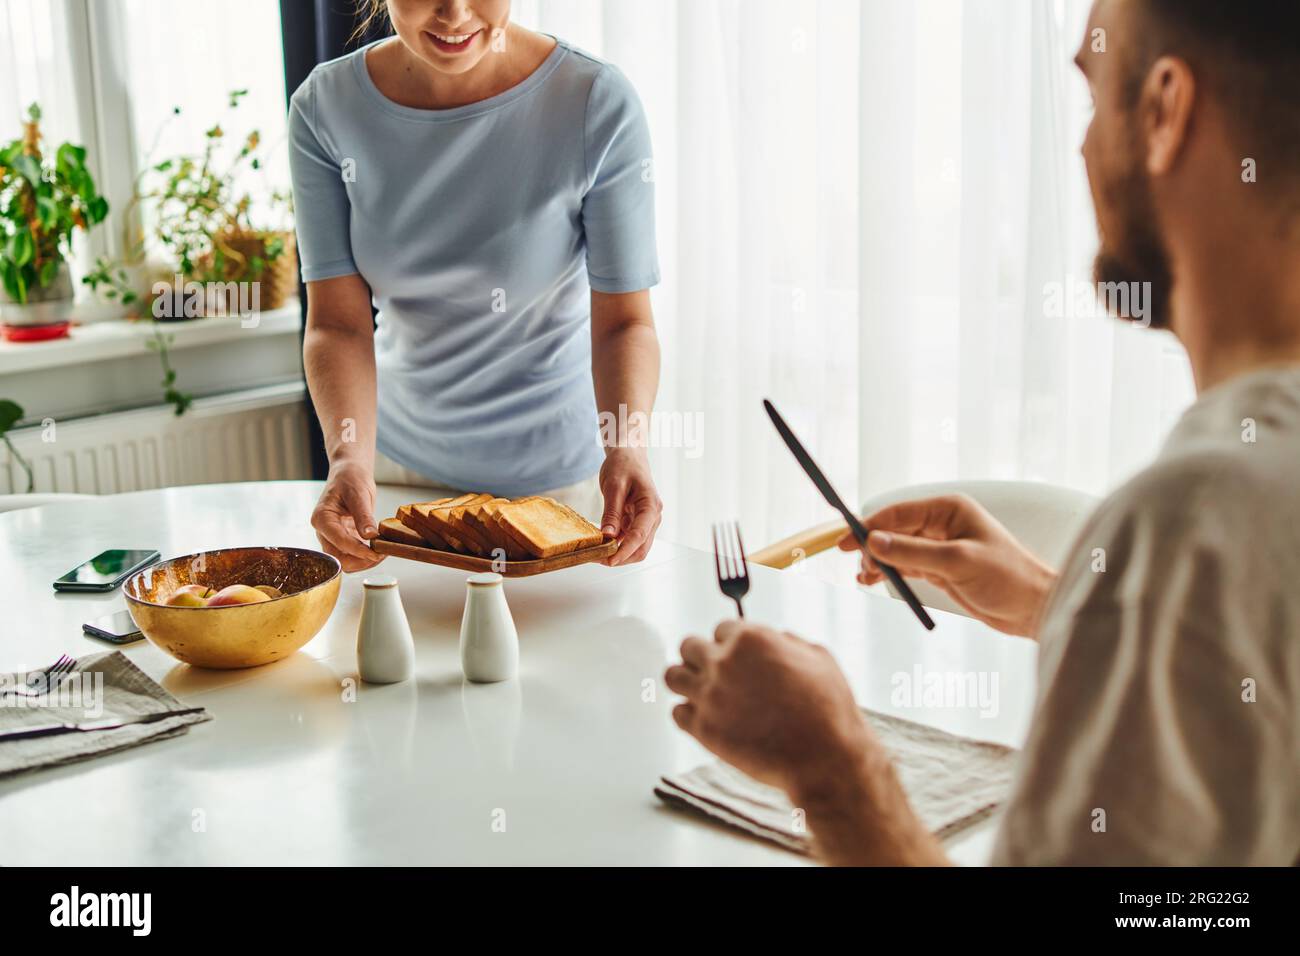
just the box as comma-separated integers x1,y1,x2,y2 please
114,0,291,261
0,0,289,272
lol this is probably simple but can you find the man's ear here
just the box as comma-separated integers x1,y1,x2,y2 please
1142,55,1196,176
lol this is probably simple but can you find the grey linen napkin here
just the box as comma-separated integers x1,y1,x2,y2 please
0,650,210,779
655,709,1016,855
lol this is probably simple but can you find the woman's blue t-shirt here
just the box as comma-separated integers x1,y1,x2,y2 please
288,38,659,495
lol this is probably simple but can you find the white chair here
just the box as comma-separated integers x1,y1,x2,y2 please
750,479,1098,619
0,493,95,514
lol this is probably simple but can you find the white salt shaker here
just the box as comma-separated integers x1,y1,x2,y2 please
459,572,518,683
357,575,415,684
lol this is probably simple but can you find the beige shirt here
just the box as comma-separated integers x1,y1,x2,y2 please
993,365,1300,865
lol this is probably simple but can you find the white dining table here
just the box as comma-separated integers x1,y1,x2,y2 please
0,481,1037,866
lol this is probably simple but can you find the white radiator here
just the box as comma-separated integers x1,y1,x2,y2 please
1,382,314,495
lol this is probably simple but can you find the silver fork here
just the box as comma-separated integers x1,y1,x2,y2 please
712,521,750,618
1,654,77,698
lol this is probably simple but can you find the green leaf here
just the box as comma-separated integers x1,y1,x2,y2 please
56,142,87,172
25,103,41,123
7,228,34,268
12,153,41,187
38,259,57,288
35,195,58,229
0,399,24,433
87,195,109,223
1,260,26,304
76,174,98,204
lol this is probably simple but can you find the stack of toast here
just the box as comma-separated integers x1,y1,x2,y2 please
377,494,605,562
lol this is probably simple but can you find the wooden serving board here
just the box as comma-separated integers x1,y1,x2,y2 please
370,537,617,577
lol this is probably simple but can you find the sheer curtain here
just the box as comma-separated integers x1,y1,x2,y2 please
1,0,99,271
516,0,1196,554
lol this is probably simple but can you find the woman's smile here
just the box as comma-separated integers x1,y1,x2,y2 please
426,28,482,54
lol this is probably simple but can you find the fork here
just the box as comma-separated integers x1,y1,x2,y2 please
1,654,76,699
712,521,750,618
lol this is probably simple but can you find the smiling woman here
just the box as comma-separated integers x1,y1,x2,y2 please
290,0,664,573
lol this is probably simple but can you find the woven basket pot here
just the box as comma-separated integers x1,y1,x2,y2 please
197,230,298,313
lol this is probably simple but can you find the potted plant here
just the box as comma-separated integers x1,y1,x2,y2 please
81,90,288,414
0,399,34,493
144,90,294,318
0,104,109,327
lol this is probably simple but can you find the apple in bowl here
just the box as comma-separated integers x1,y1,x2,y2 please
161,583,286,607
205,584,272,607
164,584,215,607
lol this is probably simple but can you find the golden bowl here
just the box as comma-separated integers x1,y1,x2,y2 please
124,546,342,669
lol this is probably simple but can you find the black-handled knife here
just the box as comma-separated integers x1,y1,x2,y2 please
0,706,209,742
763,399,935,631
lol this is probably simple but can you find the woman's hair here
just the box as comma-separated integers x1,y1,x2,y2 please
351,0,393,44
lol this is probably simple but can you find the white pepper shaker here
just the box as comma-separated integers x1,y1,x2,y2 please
459,572,518,683
357,575,415,684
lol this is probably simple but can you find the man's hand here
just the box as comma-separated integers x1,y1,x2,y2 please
841,494,1057,638
311,461,385,572
665,621,870,793
598,447,662,566
665,621,947,865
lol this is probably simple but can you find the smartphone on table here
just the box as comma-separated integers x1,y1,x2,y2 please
53,549,160,592
83,608,145,644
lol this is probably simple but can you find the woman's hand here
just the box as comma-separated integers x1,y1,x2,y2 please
839,494,1058,638
311,461,385,573
598,447,663,566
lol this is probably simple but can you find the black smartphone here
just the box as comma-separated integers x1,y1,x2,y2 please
83,608,145,644
53,549,160,592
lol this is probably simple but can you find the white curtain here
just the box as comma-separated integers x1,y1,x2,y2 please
0,0,87,153
517,0,1197,558
0,0,100,271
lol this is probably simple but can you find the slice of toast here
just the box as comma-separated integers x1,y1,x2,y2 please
378,517,428,548
494,496,604,559
464,498,530,561
422,493,494,555
487,496,541,558
397,499,452,550
442,495,496,557
405,494,483,553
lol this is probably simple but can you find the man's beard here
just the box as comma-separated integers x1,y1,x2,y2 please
1092,139,1175,330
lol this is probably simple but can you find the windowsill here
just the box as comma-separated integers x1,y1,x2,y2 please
0,302,305,424
0,303,302,376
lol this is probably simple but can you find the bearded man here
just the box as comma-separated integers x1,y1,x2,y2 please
666,0,1300,865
